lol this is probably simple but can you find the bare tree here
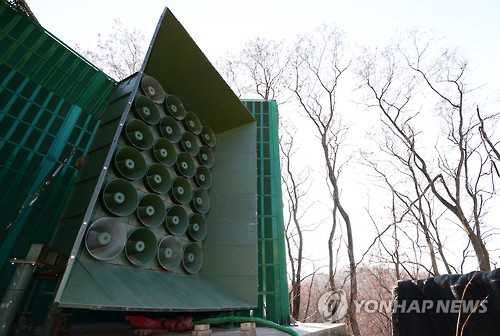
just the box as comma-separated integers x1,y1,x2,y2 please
241,38,289,100
216,55,251,98
8,0,38,22
477,107,500,177
356,266,397,336
361,145,457,277
357,31,500,272
289,25,360,336
281,124,307,321
281,122,318,321
81,19,147,80
217,38,289,101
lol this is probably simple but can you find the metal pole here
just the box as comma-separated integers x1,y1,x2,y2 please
0,244,42,336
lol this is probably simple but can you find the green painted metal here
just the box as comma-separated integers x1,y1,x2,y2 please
0,1,286,325
242,100,290,325
52,7,258,312
58,258,255,311
0,1,115,119
144,9,254,133
201,122,258,305
0,244,44,336
52,71,258,310
0,0,115,324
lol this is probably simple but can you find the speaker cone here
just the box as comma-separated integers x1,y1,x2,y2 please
157,236,182,271
182,242,203,274
101,179,138,217
164,94,187,120
188,214,207,242
159,116,182,143
141,74,165,104
164,205,188,236
113,146,147,180
136,194,166,228
85,218,127,261
126,228,157,266
144,163,172,194
124,119,154,151
152,139,177,167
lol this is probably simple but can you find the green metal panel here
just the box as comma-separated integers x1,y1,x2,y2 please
1,2,261,324
53,13,259,308
242,100,290,324
58,259,254,311
0,1,115,118
144,9,254,133
49,77,137,257
0,0,115,323
0,66,101,321
201,122,258,305
53,71,258,311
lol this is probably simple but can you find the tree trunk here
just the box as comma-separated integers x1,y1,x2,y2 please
465,225,491,271
322,137,361,336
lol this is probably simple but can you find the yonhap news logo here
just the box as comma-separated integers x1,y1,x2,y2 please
317,290,488,318
317,290,349,321
355,299,488,314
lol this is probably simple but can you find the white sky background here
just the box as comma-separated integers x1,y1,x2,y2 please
29,0,500,274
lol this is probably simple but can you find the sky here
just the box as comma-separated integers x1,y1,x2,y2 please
28,0,500,90
28,0,500,274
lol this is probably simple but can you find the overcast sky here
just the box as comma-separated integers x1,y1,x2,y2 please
29,0,500,89
28,0,500,272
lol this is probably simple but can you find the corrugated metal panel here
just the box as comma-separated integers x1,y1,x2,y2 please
0,1,115,119
0,0,116,322
242,99,290,324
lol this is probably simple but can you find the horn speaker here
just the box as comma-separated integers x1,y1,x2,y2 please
187,214,207,242
157,236,182,271
125,227,157,266
113,146,147,180
184,112,202,135
144,163,172,194
176,152,196,178
133,95,161,125
164,205,188,236
124,119,154,150
200,126,216,147
164,94,187,120
152,139,177,167
85,218,127,261
170,176,193,205
101,179,138,217
179,131,200,156
197,146,214,168
136,194,166,228
191,188,210,214
141,74,166,104
194,166,212,190
182,242,203,274
159,116,182,143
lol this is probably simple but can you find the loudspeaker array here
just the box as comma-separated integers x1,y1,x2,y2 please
85,74,216,274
